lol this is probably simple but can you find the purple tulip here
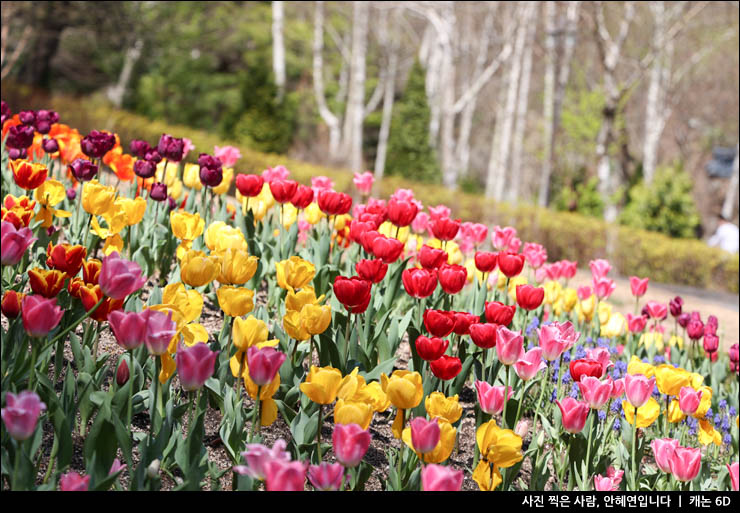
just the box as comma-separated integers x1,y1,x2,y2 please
6,124,36,149
144,149,162,164
198,153,223,187
157,134,185,162
81,130,116,159
68,158,99,182
129,139,151,159
34,110,59,134
133,159,156,179
149,182,168,201
99,251,147,300
176,342,219,391
669,296,683,317
42,137,59,153
1,221,37,266
66,187,77,201
18,110,36,126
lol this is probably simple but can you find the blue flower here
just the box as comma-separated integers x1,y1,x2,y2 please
724,434,732,445
653,356,665,364
706,408,714,419
586,336,593,344
729,406,737,417
714,414,722,426
611,401,622,414
562,373,572,385
718,399,727,411
551,390,558,402
562,352,571,363
598,410,606,422
613,421,621,432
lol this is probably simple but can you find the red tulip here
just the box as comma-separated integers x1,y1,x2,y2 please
429,216,460,241
387,197,419,227
423,309,456,338
318,190,352,216
371,235,404,264
430,355,462,380
269,179,298,203
290,184,314,209
176,342,219,391
46,242,87,278
235,174,264,197
497,251,525,278
116,358,130,386
474,251,498,273
355,259,388,283
415,335,449,362
437,263,467,294
1,290,23,319
333,276,372,313
515,284,544,311
359,230,381,254
451,311,479,335
402,268,437,298
468,323,498,349
569,358,603,384
418,244,448,270
484,301,516,326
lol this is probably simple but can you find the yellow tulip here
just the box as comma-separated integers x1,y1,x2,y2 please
668,334,684,350
34,179,71,228
562,288,578,312
301,304,331,335
689,372,704,390
426,238,462,265
667,399,685,423
627,355,655,378
280,203,298,229
212,166,234,195
233,361,280,427
82,179,116,216
304,202,325,225
216,248,258,285
276,256,315,293
654,364,691,397
598,302,612,325
180,323,209,347
693,386,712,418
183,163,202,190
473,460,503,491
232,316,271,351
204,221,248,253
156,159,179,186
622,397,661,428
601,312,627,338
285,287,324,313
476,420,523,468
283,310,310,341
116,196,147,226
544,281,562,306
216,286,254,317
170,210,205,241
180,250,220,287
356,381,390,412
639,332,665,352
102,234,124,256
402,419,457,464
300,365,343,404
162,283,203,323
425,392,462,424
381,370,424,410
378,221,409,243
698,419,722,446
578,294,596,322
334,399,373,430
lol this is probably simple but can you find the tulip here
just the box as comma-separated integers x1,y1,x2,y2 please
318,190,352,216
387,197,419,227
235,174,264,197
21,295,64,338
429,216,460,241
425,392,462,424
645,301,668,320
60,472,90,491
108,310,148,350
114,356,130,387
569,358,603,383
263,459,307,491
402,268,437,298
143,309,177,356
6,124,36,150
476,420,523,468
149,182,168,201
175,342,218,391
333,276,372,313
589,259,611,279
450,311,477,336
334,399,373,430
728,462,739,492
629,276,649,297
624,373,656,408
381,371,424,419
514,347,547,381
81,130,116,158
436,263,467,294
371,235,404,263
1,221,37,266
10,159,47,191
359,230,381,253
418,244,448,269
1,391,46,441
538,322,578,361
423,309,456,338
467,323,497,350
415,336,449,362
474,251,498,273
129,139,151,158
485,301,516,326
522,242,547,269
352,171,374,195
308,462,345,491
430,355,462,380
233,440,291,480
333,423,371,468
216,286,254,317
650,438,679,474
730,344,739,374
198,154,223,187
300,366,343,404
155,134,184,162
276,256,315,293
669,446,702,482
497,251,525,278
626,313,647,333
703,333,719,358
515,284,544,310
354,258,387,284
246,346,286,387
687,319,704,340
586,347,614,377
496,326,524,366
409,417,441,454
593,277,616,300
678,386,702,416
669,296,683,317
578,376,613,409
421,464,463,491
1,290,23,319
556,398,589,433
99,252,147,300
180,250,220,287
474,381,512,415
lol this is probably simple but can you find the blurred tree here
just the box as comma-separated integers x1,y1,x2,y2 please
385,59,440,183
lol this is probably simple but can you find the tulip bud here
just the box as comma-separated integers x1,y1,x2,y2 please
536,430,545,447
149,182,168,201
515,419,530,439
8,147,27,160
42,137,59,153
134,159,156,179
147,459,161,478
116,358,130,386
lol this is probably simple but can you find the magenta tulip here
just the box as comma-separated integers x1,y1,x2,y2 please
629,277,649,297
332,423,371,468
246,346,286,386
21,295,64,338
308,462,345,491
60,472,90,491
409,417,441,454
108,310,148,350
645,301,668,320
589,259,611,280
678,387,702,416
538,321,580,361
1,221,37,266
624,373,656,409
495,326,524,366
1,391,46,441
474,380,512,415
234,439,291,480
556,397,589,434
669,446,701,482
175,342,219,391
514,347,547,381
651,438,679,474
143,309,177,355
264,459,308,491
578,376,613,409
593,277,616,300
421,464,464,491
728,462,739,492
99,252,147,300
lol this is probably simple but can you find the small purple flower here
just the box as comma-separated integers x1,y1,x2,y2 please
66,187,77,201
598,410,606,422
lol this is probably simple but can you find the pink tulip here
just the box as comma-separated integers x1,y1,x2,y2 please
108,310,148,350
468,223,489,245
333,423,371,468
181,138,195,159
492,226,517,251
651,438,679,474
607,466,624,485
143,309,177,356
1,391,46,441
678,387,702,416
428,204,451,220
21,295,64,338
99,252,147,300
264,459,308,491
577,286,593,301
522,242,547,269
624,373,655,409
411,211,430,234
509,237,521,253
578,376,613,409
629,277,649,297
246,346,286,386
213,145,241,167
556,397,589,434
610,378,625,399
1,221,37,266
421,464,464,491
538,321,580,361
409,417,440,454
645,301,668,320
561,260,578,279
308,462,345,491
60,471,90,491
594,474,617,491
593,277,616,300
474,380,512,415
728,462,739,491
262,165,290,181
589,259,611,280
626,313,647,333
669,446,701,482
534,267,549,283
496,326,524,366
514,347,547,381
109,458,127,476
234,439,291,480
175,342,219,391
352,171,374,196
586,347,613,377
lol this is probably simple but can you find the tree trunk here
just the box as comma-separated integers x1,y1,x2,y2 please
272,1,286,101
439,2,457,188
722,144,740,221
106,39,143,108
539,1,557,207
312,1,341,160
374,18,399,183
342,1,369,172
642,2,667,184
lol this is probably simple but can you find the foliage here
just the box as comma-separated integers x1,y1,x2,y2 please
618,164,701,239
384,60,441,183
553,175,605,219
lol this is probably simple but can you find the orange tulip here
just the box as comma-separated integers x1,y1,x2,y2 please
82,258,102,285
2,195,37,228
28,268,67,298
10,160,48,190
46,242,87,277
78,283,124,322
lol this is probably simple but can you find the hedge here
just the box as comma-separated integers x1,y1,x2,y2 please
4,83,738,293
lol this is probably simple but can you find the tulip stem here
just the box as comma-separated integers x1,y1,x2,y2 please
533,363,551,436
236,352,245,398
514,383,526,429
127,349,135,428
584,410,594,490
12,440,22,491
344,312,352,371
502,365,511,429
630,413,638,491
27,337,38,391
251,386,261,440
46,296,106,348
316,404,323,463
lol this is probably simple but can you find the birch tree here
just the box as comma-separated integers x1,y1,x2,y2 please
272,1,286,101
374,11,400,182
